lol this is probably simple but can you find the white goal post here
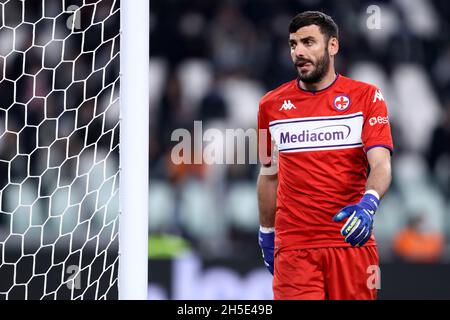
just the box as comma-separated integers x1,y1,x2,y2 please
119,0,149,300
0,0,149,300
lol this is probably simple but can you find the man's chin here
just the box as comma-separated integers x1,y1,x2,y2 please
298,73,318,84
297,68,314,80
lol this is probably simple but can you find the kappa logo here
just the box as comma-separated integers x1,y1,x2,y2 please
333,95,351,111
279,100,296,111
373,89,384,103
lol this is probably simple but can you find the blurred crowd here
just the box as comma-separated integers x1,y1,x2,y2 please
148,0,450,262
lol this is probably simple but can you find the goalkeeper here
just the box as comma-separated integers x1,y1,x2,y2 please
257,11,393,300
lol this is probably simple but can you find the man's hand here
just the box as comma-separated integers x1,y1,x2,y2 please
258,227,275,274
332,191,380,247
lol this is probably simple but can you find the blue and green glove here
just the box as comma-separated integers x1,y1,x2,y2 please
258,227,275,274
333,191,380,247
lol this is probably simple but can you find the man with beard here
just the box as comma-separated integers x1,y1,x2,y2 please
257,11,393,300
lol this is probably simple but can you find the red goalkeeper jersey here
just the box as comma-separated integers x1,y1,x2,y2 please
257,74,394,252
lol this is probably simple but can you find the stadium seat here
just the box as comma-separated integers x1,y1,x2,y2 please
374,189,407,242
179,179,228,239
394,153,446,233
226,182,259,232
176,59,213,115
446,203,450,238
348,62,400,121
394,153,428,187
149,57,168,113
395,0,439,38
392,64,442,153
220,77,264,129
148,180,176,232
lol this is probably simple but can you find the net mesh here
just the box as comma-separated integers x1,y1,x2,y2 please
0,0,120,300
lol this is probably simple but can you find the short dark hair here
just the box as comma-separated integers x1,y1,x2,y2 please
289,11,339,41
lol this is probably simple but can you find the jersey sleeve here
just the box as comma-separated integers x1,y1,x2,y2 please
257,99,272,167
361,86,394,154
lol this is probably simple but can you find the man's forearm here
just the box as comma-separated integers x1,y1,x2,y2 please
366,161,391,199
257,171,278,227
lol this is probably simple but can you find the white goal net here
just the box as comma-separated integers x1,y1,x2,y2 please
0,0,121,299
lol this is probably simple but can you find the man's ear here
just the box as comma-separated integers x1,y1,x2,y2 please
329,37,339,56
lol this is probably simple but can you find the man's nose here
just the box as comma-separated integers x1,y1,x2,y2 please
294,45,305,58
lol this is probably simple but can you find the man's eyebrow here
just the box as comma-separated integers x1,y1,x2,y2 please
299,36,315,42
288,36,316,43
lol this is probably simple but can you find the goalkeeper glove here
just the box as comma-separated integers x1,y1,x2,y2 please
332,191,380,247
258,226,275,274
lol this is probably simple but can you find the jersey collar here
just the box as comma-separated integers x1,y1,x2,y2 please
296,73,340,95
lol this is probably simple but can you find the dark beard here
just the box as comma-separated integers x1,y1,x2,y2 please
297,49,330,84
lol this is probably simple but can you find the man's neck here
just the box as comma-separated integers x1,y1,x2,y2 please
299,68,337,92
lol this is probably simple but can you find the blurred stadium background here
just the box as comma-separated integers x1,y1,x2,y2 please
148,0,450,299
0,0,450,299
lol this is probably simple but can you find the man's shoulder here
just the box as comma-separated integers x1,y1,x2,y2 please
260,79,297,106
339,75,379,94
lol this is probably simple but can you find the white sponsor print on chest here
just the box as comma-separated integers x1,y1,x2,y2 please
269,112,363,152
